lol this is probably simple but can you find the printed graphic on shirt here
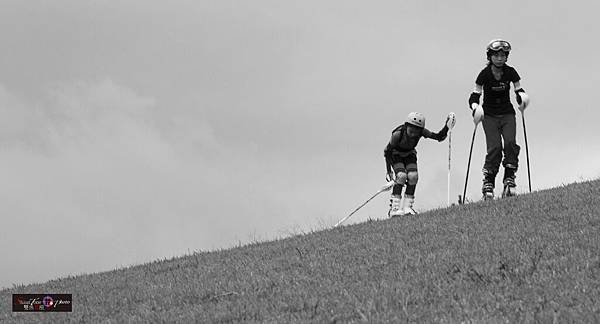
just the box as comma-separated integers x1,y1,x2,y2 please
491,82,508,92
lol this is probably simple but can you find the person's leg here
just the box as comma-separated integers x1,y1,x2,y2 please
501,114,520,195
392,168,407,197
389,159,407,217
482,115,503,198
403,154,418,215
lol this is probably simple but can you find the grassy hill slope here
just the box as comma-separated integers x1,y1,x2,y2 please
2,179,600,323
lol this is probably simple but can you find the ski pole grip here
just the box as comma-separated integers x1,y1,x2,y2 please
446,112,456,130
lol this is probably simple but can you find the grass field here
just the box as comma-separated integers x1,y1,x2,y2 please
2,179,600,323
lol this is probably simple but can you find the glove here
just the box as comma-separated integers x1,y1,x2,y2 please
472,105,484,125
516,91,530,112
446,112,456,130
470,103,479,116
382,180,396,191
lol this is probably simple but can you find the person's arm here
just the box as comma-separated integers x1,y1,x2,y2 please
514,81,526,104
468,84,483,115
422,125,448,142
384,131,401,180
514,82,530,111
384,143,393,179
514,81,522,90
469,68,487,114
510,67,528,107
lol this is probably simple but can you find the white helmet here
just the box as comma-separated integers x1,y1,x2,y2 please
406,112,425,128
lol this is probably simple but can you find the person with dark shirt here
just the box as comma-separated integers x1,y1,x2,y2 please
468,39,530,200
384,112,454,216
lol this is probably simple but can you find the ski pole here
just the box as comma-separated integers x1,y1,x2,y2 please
446,112,457,206
462,125,477,204
448,130,452,206
334,181,395,227
462,107,484,204
521,112,532,192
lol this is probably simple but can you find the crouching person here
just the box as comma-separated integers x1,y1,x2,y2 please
384,112,454,216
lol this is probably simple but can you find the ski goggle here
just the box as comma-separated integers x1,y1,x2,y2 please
488,40,511,52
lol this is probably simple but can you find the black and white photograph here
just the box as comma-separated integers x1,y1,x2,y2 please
1,0,599,322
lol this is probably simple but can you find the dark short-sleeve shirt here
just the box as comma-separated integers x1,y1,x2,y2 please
385,125,443,157
475,64,521,116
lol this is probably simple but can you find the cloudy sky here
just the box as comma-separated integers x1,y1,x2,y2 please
2,0,599,288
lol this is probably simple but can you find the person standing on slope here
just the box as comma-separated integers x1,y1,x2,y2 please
468,39,530,200
384,112,455,217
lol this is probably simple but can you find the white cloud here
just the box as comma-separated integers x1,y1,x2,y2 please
3,0,600,290
0,80,236,288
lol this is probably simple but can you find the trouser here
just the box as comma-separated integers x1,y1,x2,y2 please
482,114,520,185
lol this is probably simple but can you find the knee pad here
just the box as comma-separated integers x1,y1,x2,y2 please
395,172,407,184
407,171,418,185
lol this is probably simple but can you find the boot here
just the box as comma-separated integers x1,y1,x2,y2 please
388,195,402,217
502,165,517,198
482,169,495,200
401,195,417,215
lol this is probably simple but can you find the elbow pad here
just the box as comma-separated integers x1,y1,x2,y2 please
515,88,526,105
468,92,481,109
